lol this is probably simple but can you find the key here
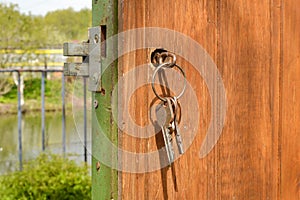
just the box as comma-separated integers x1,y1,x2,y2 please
174,120,184,154
170,97,184,154
162,124,174,164
155,101,175,165
165,97,177,162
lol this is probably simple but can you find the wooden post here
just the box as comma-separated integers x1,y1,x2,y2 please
116,0,300,199
89,0,300,199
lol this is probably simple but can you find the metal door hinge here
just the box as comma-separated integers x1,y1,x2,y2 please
63,27,101,92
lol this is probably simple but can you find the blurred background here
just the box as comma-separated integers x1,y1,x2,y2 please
0,0,92,174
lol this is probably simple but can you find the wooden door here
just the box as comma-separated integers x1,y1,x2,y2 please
116,0,300,199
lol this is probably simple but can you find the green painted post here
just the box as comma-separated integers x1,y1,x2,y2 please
91,0,118,199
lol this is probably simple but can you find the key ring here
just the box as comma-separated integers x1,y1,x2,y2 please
151,62,187,102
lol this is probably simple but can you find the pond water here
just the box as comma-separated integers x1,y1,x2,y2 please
0,111,92,174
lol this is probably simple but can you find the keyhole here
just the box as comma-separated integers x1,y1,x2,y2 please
150,48,167,67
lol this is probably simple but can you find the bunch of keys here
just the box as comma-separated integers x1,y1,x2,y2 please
151,51,186,165
155,96,184,164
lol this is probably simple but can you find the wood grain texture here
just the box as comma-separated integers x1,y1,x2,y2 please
216,0,281,199
281,0,300,199
116,0,299,199
119,1,214,199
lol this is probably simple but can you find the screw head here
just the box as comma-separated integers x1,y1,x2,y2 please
94,100,98,109
94,34,99,43
93,73,99,83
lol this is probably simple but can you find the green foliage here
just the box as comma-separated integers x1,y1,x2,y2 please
45,8,92,43
0,78,63,103
0,153,91,200
0,75,14,95
0,4,48,53
0,3,91,103
0,3,91,49
0,3,91,67
0,81,16,102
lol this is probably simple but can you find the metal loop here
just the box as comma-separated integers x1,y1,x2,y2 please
151,63,186,102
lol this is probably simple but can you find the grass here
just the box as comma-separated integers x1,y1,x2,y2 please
0,78,60,103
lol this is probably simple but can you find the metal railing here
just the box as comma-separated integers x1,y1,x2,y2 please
0,68,88,170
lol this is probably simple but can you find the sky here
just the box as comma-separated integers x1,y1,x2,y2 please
0,0,91,16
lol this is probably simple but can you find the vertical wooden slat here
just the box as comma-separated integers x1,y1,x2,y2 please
119,0,216,199
281,0,300,199
217,0,279,199
270,0,282,199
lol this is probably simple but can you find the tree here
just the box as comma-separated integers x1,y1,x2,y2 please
44,7,92,43
0,3,91,99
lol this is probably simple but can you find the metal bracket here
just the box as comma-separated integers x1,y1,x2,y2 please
63,27,101,92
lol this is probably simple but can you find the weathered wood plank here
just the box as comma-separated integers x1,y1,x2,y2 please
119,0,215,199
217,0,280,199
117,0,289,199
281,0,300,199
